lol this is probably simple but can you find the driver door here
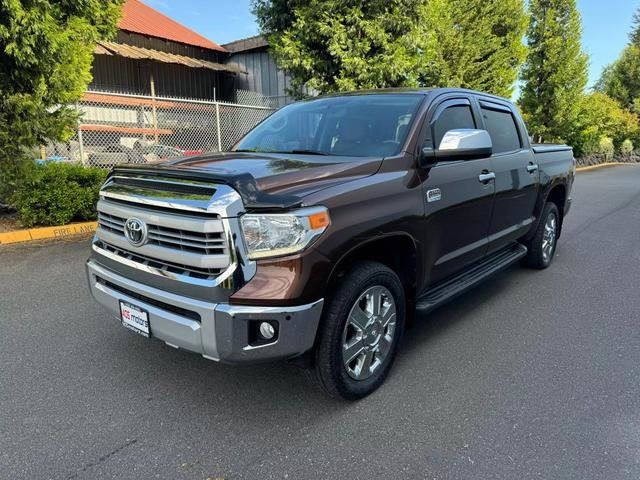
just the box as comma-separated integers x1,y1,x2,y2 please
419,96,496,285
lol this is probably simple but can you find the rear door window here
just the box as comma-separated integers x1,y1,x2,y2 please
480,105,521,154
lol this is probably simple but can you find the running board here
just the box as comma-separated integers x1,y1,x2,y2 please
416,243,527,314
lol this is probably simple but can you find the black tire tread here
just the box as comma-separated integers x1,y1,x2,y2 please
313,261,405,400
525,202,559,269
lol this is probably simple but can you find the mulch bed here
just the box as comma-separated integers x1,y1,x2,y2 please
576,154,640,167
0,212,20,233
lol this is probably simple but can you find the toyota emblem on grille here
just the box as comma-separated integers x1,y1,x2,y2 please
124,218,148,247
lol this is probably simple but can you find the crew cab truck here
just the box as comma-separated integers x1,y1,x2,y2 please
87,88,574,400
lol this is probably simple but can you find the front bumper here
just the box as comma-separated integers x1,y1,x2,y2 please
86,259,324,363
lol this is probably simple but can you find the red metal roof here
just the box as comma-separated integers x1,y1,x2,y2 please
118,0,226,52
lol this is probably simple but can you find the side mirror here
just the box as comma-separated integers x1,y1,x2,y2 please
419,129,493,167
436,129,492,161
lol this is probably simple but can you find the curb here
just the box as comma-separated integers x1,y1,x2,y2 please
576,162,632,172
0,221,97,245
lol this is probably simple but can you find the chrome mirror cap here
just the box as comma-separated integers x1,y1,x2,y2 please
438,129,493,151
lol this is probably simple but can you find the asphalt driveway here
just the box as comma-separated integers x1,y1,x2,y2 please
1,165,640,479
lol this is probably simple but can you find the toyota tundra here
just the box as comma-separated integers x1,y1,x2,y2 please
87,88,575,399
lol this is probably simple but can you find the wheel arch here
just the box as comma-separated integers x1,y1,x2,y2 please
545,183,567,236
326,233,420,307
525,180,568,243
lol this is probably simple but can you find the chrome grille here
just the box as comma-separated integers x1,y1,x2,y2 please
93,175,249,286
95,240,223,281
98,211,226,255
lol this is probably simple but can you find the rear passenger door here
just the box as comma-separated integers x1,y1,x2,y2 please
478,99,539,253
419,96,495,285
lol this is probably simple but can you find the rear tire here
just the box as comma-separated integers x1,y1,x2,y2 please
525,202,560,269
313,261,405,400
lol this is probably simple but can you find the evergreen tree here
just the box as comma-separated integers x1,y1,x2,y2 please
0,0,123,161
0,0,123,203
519,0,588,142
252,0,528,97
630,7,640,45
595,45,640,110
421,0,528,98
253,0,428,94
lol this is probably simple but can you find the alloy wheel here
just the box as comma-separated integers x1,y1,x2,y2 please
341,286,397,380
542,212,558,263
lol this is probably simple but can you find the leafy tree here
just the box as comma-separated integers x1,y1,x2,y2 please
566,92,639,157
253,0,528,97
420,0,528,98
596,137,614,159
519,0,588,143
621,138,634,155
0,0,123,165
595,45,640,110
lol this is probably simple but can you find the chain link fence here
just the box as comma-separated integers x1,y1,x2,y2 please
42,90,277,168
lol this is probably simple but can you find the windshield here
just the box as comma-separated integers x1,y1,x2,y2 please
234,94,423,157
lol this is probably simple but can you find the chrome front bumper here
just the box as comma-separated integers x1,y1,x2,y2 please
87,259,324,363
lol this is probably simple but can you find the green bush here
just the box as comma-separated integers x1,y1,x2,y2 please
596,137,615,159
0,157,36,205
621,139,634,155
12,162,108,227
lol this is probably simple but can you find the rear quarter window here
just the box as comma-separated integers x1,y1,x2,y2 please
481,106,521,154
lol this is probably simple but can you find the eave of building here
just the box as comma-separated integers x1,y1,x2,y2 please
221,35,269,54
94,41,245,74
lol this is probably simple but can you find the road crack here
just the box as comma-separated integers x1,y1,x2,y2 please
65,438,138,479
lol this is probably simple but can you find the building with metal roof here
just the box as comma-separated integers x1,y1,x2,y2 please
89,0,237,101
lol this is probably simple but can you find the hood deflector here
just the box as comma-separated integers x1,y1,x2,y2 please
111,165,304,211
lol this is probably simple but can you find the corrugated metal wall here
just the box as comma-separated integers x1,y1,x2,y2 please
89,56,235,101
88,31,235,100
227,49,296,105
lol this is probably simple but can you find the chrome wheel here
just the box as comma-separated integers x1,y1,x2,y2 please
341,286,397,381
541,212,557,263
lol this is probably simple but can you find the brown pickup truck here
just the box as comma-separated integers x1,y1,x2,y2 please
87,88,575,399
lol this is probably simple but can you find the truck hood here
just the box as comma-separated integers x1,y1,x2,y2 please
114,152,382,210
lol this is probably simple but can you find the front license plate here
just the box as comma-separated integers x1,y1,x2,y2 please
120,301,150,337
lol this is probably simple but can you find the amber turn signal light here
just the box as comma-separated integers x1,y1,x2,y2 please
308,211,330,230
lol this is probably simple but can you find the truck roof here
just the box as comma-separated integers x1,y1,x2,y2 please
320,87,513,105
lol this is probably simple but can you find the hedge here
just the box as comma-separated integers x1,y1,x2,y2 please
11,162,108,227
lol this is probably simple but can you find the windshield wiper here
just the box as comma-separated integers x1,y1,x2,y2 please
276,149,328,156
234,148,329,156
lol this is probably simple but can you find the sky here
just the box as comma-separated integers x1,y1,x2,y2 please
144,0,638,89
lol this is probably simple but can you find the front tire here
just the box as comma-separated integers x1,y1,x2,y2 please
525,202,560,269
313,261,406,400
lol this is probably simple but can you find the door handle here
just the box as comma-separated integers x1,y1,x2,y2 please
527,163,539,173
478,171,496,183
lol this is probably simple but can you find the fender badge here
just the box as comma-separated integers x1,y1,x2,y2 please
427,188,442,203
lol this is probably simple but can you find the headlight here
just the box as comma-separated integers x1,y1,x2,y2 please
240,207,330,260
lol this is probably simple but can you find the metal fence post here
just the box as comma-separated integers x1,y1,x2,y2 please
215,101,222,152
76,102,86,165
150,75,159,143
77,128,86,165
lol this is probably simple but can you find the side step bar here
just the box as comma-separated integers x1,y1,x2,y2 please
416,243,528,314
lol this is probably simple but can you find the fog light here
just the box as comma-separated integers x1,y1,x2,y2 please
259,322,276,340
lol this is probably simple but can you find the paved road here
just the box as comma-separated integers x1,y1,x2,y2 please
2,165,640,479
